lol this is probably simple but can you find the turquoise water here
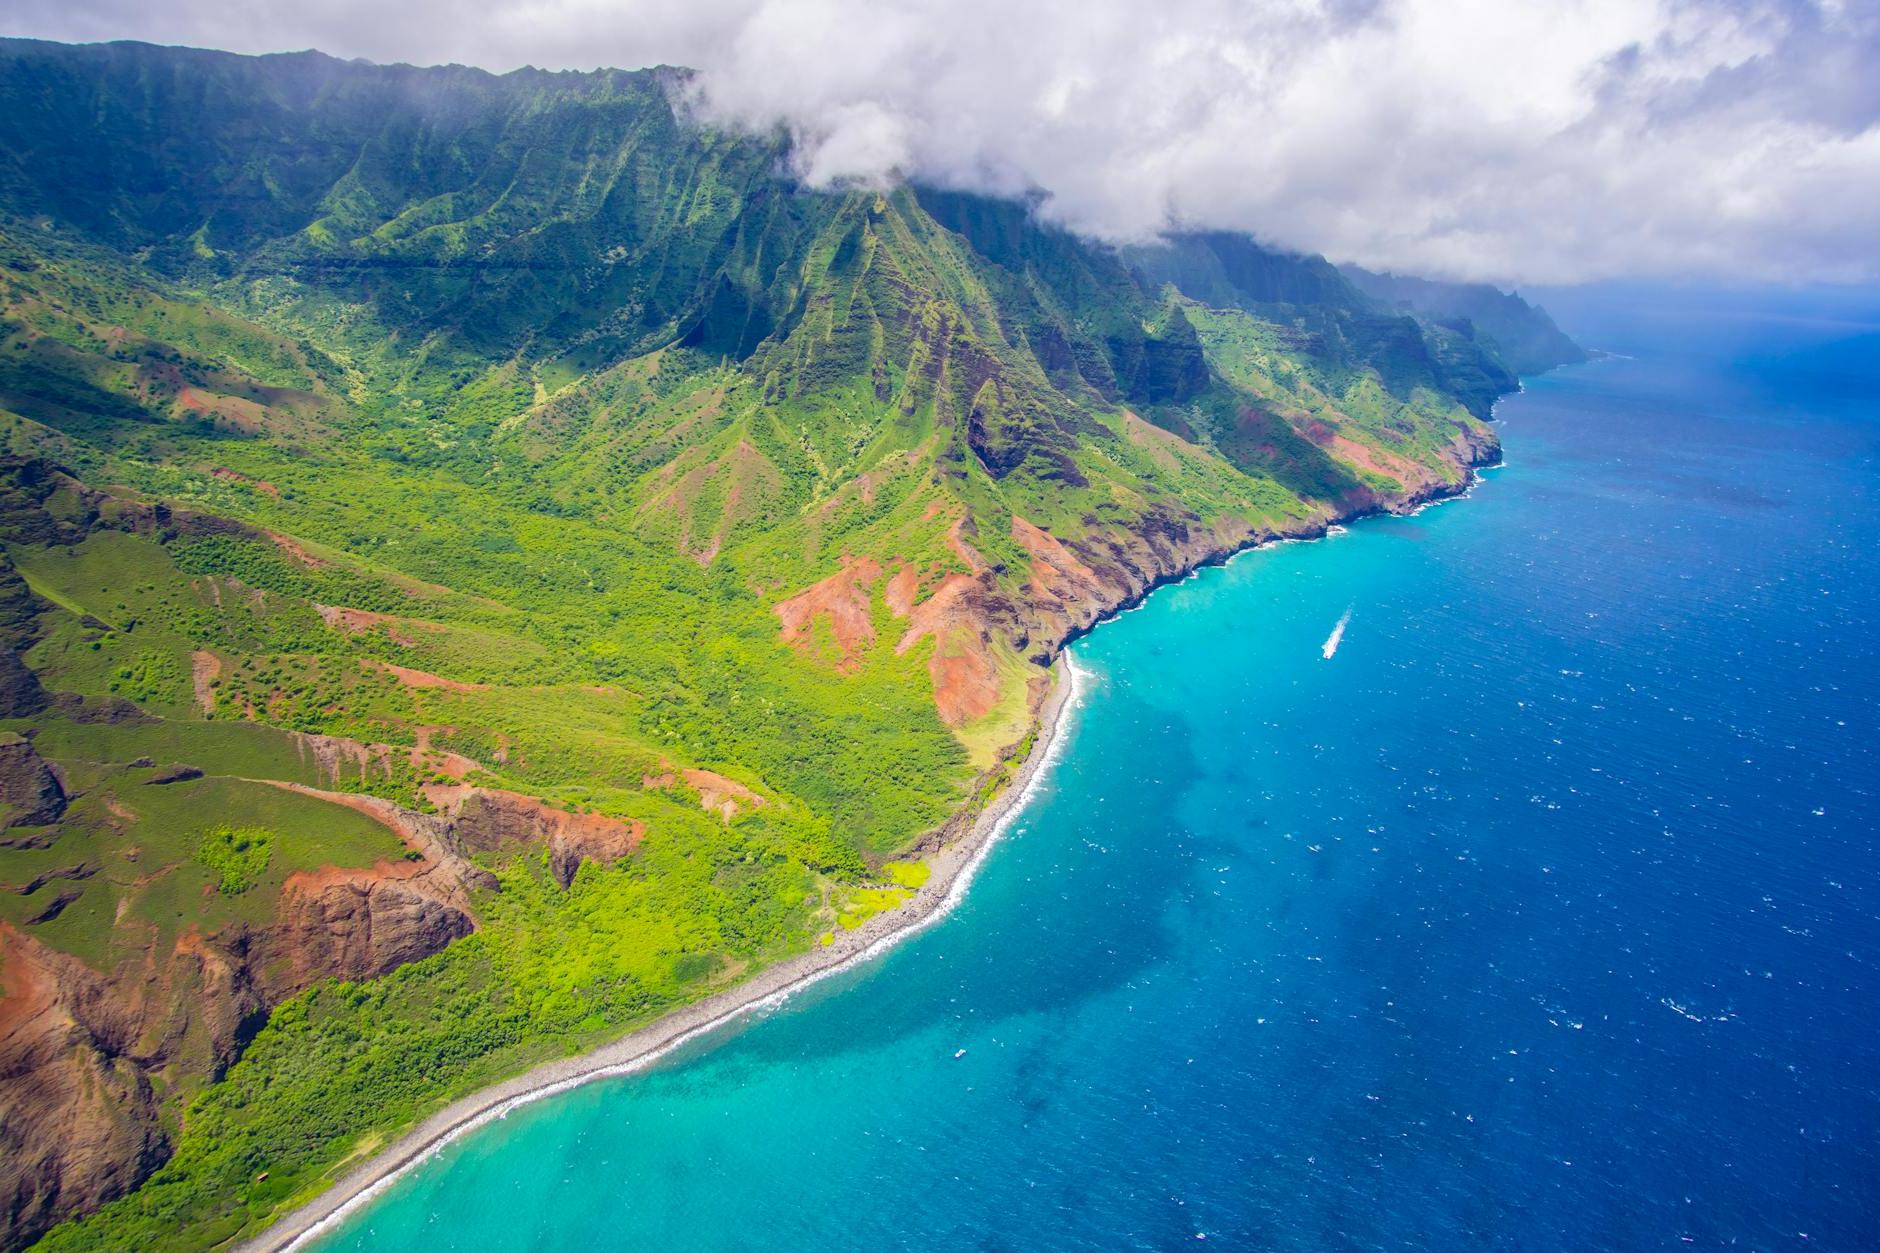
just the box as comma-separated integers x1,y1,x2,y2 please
317,290,1880,1250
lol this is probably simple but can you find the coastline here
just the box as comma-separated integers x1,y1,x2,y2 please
1055,429,1501,656
245,419,1502,1252
246,651,1085,1253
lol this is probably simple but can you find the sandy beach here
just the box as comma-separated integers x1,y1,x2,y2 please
246,652,1082,1253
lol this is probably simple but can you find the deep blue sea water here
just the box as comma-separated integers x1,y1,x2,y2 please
316,289,1880,1251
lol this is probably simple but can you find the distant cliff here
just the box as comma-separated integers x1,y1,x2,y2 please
1339,264,1587,377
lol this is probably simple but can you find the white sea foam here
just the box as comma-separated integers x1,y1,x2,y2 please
1321,608,1353,660
275,652,1089,1253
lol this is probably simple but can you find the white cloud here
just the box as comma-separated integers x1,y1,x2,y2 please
3,0,1875,283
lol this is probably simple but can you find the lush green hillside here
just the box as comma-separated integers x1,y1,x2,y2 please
0,38,1571,1252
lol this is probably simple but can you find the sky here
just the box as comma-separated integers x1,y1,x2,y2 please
3,0,1876,286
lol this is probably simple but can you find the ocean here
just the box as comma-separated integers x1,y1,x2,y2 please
313,288,1880,1251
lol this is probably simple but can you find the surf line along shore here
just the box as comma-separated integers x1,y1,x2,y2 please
247,428,1503,1251
246,652,1085,1253
240,409,1508,1251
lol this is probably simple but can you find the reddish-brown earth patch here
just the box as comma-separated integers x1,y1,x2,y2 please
316,605,444,647
895,573,977,649
641,765,766,822
926,648,1003,727
774,557,881,670
409,727,479,780
177,389,268,432
680,769,765,823
1012,515,1105,607
189,649,219,715
0,924,166,1251
884,563,923,617
264,530,326,569
894,572,1002,727
421,785,644,887
208,467,279,497
1328,432,1434,493
371,660,487,693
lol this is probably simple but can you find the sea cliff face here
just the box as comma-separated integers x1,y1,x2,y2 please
1013,421,1500,658
0,38,1554,1251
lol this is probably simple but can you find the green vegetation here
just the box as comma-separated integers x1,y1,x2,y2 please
0,37,1569,1253
882,860,932,889
195,825,273,895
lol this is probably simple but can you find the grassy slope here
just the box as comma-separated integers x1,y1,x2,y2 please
0,42,1539,1252
3,234,950,1250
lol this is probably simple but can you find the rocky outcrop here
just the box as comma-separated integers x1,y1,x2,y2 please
0,555,45,654
422,785,643,888
142,763,203,785
0,768,511,1249
262,862,476,996
0,733,65,832
0,454,305,559
0,551,49,721
0,914,285,1248
0,927,168,1252
0,713,665,1247
0,649,47,720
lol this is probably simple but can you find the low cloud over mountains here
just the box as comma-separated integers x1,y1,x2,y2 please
5,0,1876,284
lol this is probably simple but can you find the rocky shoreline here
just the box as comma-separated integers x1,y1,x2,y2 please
1047,424,1500,659
246,652,1083,1253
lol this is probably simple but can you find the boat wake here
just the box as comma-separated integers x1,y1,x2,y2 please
1321,608,1353,660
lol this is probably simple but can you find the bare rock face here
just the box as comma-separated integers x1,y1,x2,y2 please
0,555,45,656
0,927,168,1252
261,863,475,997
0,914,289,1249
0,733,65,831
425,785,643,888
0,856,476,1249
0,650,47,720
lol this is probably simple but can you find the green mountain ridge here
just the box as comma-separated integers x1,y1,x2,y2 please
1337,262,1587,378
0,38,1578,1252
